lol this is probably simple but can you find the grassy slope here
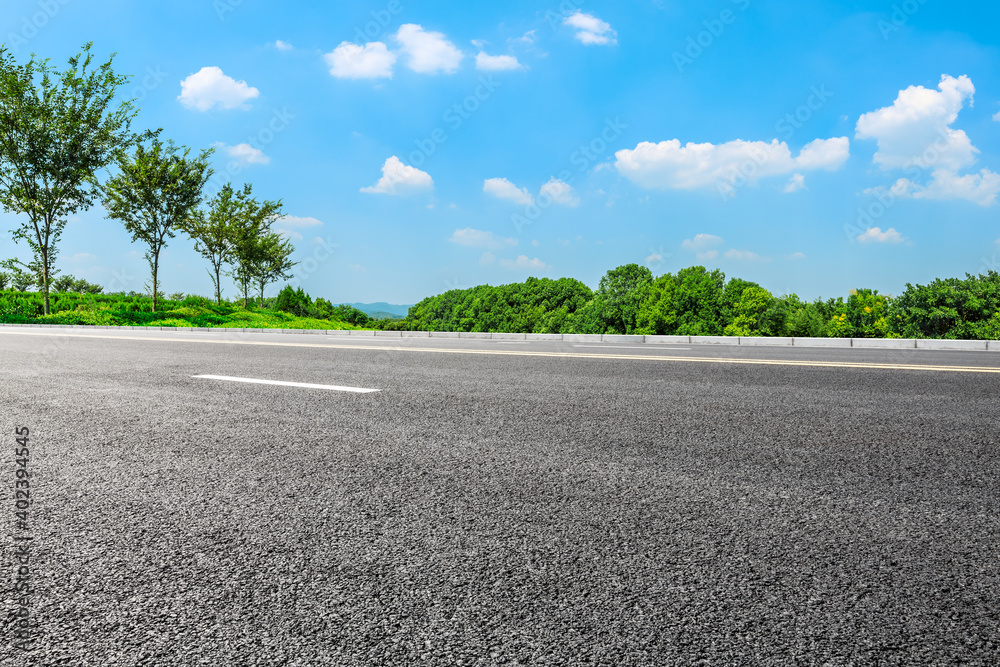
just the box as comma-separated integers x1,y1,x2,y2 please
0,292,359,330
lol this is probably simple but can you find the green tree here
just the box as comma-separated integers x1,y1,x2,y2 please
181,183,248,305
0,43,136,314
250,232,297,307
226,187,282,308
593,264,653,334
723,285,775,336
103,138,212,312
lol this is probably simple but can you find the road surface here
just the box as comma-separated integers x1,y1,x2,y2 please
1,327,998,665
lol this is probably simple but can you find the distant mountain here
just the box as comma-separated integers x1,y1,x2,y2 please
345,302,413,319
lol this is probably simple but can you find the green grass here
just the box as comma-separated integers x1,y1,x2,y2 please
0,291,360,330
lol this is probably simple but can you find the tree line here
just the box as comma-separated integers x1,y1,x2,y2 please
402,264,1000,340
0,43,296,314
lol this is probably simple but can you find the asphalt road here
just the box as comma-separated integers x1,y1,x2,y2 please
2,328,999,666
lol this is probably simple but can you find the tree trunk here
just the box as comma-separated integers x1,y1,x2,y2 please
41,247,50,316
214,265,223,306
151,250,159,313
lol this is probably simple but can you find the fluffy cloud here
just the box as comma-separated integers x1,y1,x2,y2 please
273,40,293,51
395,24,463,74
499,255,549,271
696,250,719,261
614,137,848,192
876,169,1000,207
787,252,807,260
449,228,518,249
856,75,976,171
361,156,433,195
324,42,396,79
475,52,523,71
856,76,1000,206
564,12,617,45
724,249,764,261
178,67,259,111
213,142,269,166
681,233,723,251
539,178,579,206
857,227,905,244
994,111,1000,122
784,173,806,193
483,178,534,205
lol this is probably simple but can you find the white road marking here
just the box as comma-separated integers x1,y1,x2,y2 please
3,330,999,374
193,375,379,393
572,345,692,350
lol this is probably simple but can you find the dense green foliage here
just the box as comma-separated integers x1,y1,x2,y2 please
0,289,358,330
0,43,137,314
407,277,592,333
400,267,1000,340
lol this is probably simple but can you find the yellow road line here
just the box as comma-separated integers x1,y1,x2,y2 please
2,329,999,374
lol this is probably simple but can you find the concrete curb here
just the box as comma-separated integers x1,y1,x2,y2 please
2,322,998,351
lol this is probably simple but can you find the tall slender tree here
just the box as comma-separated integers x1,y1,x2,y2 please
250,231,297,307
226,188,283,308
180,183,247,306
102,139,213,312
0,43,136,314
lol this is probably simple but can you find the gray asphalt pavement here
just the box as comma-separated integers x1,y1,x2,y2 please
2,327,999,665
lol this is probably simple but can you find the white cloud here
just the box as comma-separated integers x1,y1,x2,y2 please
867,168,1000,207
499,255,549,270
360,156,433,195
395,24,463,74
178,67,260,111
857,227,905,244
856,74,976,171
681,234,724,251
784,173,806,193
564,12,617,45
787,252,807,260
479,252,496,266
71,253,96,261
276,229,303,242
512,30,536,45
856,75,1000,205
645,253,664,264
539,178,579,206
213,142,269,166
483,177,534,205
450,228,518,249
475,52,523,71
324,41,396,79
724,249,764,261
994,111,1000,122
696,250,719,261
615,137,849,191
276,215,323,228
273,40,293,51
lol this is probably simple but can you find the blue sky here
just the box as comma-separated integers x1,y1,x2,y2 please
2,0,999,304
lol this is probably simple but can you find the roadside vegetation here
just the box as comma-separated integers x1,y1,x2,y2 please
401,265,1000,340
1,46,996,340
